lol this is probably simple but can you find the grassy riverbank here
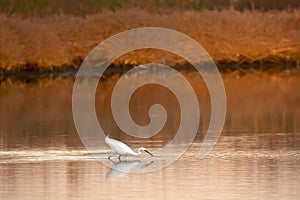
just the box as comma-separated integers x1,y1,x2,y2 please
0,8,300,74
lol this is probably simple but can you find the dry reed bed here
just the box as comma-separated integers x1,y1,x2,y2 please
0,9,300,72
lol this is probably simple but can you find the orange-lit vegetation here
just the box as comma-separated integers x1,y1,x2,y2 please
0,9,299,73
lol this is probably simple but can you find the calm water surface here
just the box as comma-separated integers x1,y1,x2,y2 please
0,70,299,199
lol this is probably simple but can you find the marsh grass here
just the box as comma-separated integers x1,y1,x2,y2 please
0,0,250,16
0,9,300,73
1,0,300,16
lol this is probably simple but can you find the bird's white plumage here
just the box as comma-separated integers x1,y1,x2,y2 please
105,136,153,159
105,136,137,156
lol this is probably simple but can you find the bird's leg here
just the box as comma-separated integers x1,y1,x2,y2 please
118,155,122,161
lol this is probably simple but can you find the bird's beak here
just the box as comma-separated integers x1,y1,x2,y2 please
144,150,153,156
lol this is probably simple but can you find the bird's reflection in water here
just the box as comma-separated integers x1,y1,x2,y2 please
106,160,154,180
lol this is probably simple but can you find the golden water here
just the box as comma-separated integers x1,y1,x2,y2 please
0,71,299,199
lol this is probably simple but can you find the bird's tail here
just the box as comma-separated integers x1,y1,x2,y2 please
105,135,110,143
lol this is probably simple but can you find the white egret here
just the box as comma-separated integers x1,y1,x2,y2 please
105,135,153,160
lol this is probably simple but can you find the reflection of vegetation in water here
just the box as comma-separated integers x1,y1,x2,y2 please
0,72,299,149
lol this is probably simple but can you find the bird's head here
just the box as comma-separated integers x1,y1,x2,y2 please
138,147,153,156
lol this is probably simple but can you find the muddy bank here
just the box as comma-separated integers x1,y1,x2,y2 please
1,62,299,82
